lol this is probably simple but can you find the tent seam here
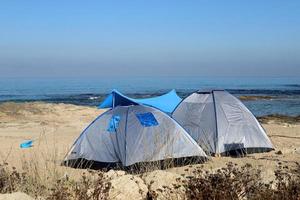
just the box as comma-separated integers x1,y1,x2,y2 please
124,106,130,165
212,91,219,154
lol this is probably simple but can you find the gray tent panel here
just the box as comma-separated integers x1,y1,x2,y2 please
213,91,273,153
65,107,128,164
125,105,206,166
172,93,217,153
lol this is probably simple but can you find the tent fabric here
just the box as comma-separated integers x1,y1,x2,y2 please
99,89,182,113
107,115,121,132
136,112,159,127
64,105,207,167
172,89,273,155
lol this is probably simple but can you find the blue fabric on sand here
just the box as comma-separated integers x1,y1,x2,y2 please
20,140,33,148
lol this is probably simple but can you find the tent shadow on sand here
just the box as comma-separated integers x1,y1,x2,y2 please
63,156,207,172
218,147,273,157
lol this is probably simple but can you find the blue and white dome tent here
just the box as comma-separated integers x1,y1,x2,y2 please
64,104,207,169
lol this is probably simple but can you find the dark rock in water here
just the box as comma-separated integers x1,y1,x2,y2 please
257,114,300,124
239,95,274,101
284,84,300,88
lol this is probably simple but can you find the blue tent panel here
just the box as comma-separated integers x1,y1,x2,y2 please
136,112,159,127
99,89,182,113
99,93,113,108
107,115,121,132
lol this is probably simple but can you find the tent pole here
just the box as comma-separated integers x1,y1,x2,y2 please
124,106,130,166
112,92,115,108
212,91,219,155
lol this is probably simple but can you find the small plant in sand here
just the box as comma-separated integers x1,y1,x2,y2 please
0,161,111,200
182,162,300,200
272,162,300,200
0,163,22,193
73,171,111,200
46,170,111,200
182,162,262,200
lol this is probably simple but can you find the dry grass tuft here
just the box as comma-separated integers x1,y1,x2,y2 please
181,162,300,200
46,171,111,200
0,162,111,199
1,157,299,199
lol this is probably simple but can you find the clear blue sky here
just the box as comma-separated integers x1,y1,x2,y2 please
0,0,299,77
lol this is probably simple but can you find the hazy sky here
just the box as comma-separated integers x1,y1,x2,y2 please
0,0,299,77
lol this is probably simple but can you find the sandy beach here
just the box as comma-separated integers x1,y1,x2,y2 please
0,102,299,199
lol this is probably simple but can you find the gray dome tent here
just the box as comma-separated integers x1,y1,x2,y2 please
64,105,207,168
172,89,273,155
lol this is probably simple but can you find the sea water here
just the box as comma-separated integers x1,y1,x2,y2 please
0,76,299,117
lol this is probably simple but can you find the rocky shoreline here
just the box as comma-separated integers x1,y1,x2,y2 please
1,101,299,124
257,114,300,124
239,95,275,101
